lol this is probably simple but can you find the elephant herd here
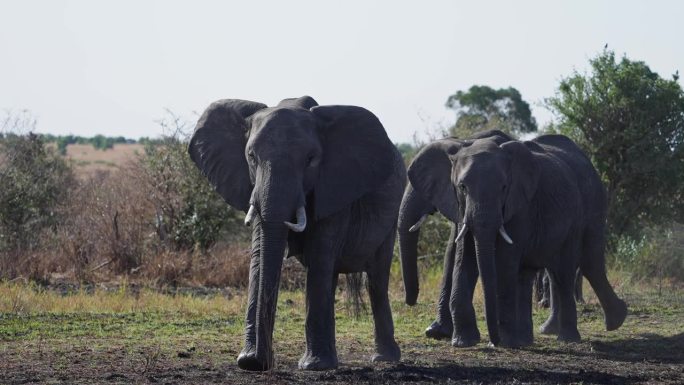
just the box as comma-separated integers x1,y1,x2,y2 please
188,96,627,371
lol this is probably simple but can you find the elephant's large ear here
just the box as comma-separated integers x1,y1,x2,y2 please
311,105,397,219
188,99,267,212
407,139,461,223
500,141,540,222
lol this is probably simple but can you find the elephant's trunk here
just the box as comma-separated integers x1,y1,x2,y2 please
398,185,435,306
473,230,500,346
254,221,288,370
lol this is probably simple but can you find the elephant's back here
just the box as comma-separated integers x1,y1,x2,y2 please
533,135,607,224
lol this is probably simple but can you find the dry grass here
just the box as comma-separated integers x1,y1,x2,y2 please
0,268,682,384
64,143,145,177
0,282,244,316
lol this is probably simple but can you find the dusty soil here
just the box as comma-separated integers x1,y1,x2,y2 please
1,308,683,384
1,279,682,385
2,333,683,384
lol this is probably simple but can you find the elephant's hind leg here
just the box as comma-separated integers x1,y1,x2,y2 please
539,278,561,335
367,231,401,363
581,231,627,331
548,242,582,343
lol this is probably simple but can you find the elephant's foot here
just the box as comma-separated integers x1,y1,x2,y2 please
500,332,525,348
539,318,560,335
517,334,534,348
517,327,534,347
605,299,628,331
298,351,338,371
557,328,581,343
451,329,480,348
425,320,452,340
371,340,401,363
237,348,272,371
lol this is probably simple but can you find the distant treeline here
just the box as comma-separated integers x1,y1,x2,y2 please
0,133,166,154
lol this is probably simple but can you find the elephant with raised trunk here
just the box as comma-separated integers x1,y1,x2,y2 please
189,96,404,371
404,133,627,347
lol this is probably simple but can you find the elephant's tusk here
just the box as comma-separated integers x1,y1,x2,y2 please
244,205,256,227
409,214,429,232
284,206,307,232
454,223,468,244
499,225,514,244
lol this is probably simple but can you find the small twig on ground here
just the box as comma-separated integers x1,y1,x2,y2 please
90,259,113,272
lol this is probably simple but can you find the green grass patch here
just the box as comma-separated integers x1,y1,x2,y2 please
0,268,682,384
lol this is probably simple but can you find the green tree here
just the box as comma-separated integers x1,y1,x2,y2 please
141,112,248,251
0,133,74,252
548,49,684,239
446,85,537,138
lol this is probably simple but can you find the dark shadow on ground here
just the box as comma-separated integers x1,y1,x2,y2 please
132,362,639,385
526,332,684,365
590,332,684,364
321,363,639,384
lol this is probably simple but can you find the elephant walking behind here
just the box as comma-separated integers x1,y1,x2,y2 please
401,133,627,347
189,96,404,371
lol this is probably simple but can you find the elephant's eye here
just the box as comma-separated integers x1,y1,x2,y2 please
306,155,318,167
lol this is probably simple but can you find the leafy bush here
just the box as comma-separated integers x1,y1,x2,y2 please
610,223,684,285
0,133,73,253
140,134,248,252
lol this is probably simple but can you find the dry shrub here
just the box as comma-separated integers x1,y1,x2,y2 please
1,128,255,289
196,243,251,288
54,164,154,278
280,257,307,291
142,250,193,287
138,243,251,288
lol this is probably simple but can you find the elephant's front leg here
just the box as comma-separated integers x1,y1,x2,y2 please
494,248,521,348
450,230,481,347
298,223,341,370
426,224,457,339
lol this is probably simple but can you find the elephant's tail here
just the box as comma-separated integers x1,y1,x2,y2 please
344,272,366,318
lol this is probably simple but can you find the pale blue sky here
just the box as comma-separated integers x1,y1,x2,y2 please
1,0,682,143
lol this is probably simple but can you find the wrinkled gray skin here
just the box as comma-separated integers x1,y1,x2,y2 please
189,96,404,371
398,130,513,339
404,134,627,347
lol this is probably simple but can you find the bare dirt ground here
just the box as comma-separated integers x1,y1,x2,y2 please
2,326,682,384
1,279,682,384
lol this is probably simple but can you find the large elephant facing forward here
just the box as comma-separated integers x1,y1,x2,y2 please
405,134,627,347
189,96,404,371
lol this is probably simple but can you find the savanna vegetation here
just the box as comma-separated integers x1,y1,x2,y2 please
1,49,683,384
